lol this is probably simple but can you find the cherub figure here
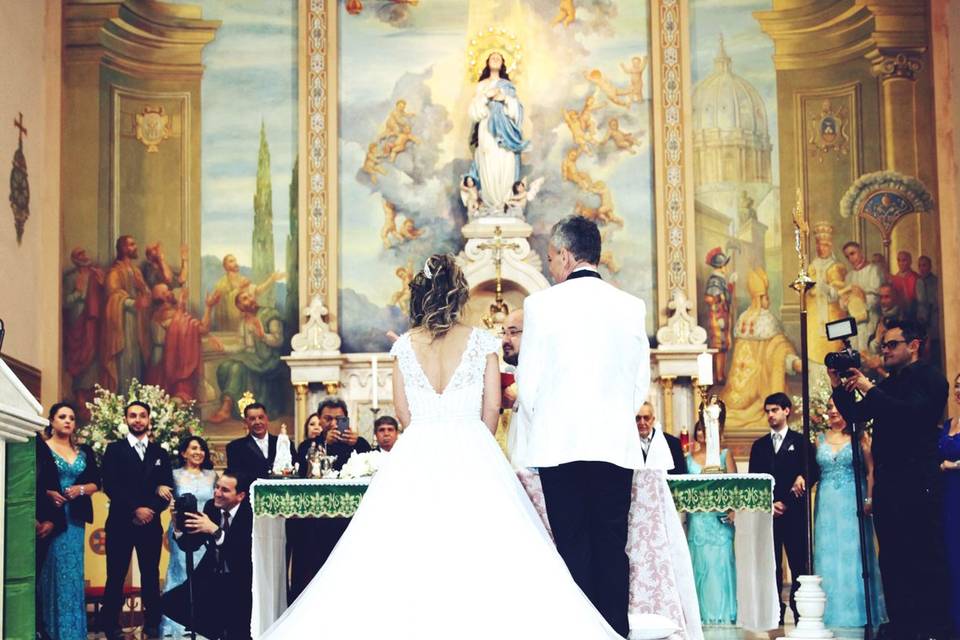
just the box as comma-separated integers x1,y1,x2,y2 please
563,109,595,154
389,262,414,311
385,124,420,162
576,181,623,226
599,118,639,154
552,0,576,27
618,55,648,105
585,69,629,108
578,93,602,143
380,99,415,139
504,177,545,213
460,175,482,215
561,148,593,190
599,249,620,273
381,199,403,248
362,142,387,184
398,217,424,242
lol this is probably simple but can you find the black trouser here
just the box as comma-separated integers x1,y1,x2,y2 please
873,480,950,638
287,517,350,603
99,519,163,632
772,510,808,620
539,461,633,638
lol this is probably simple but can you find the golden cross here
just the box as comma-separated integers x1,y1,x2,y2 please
477,226,520,328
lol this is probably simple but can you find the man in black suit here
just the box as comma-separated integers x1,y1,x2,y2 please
98,401,174,640
831,320,950,639
289,398,371,601
636,402,687,475
748,392,818,626
226,402,296,479
169,469,254,640
372,414,399,452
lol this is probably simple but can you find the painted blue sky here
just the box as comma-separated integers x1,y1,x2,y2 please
171,0,299,273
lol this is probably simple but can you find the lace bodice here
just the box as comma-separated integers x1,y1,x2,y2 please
816,436,860,490
390,328,500,424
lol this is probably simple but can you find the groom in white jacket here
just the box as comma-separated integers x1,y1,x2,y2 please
515,215,650,638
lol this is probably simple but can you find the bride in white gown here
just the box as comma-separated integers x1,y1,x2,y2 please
263,254,623,639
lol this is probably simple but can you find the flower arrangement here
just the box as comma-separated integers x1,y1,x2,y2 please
79,378,202,462
338,450,386,480
791,376,834,435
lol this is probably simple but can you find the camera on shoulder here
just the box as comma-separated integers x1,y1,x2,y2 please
823,317,861,375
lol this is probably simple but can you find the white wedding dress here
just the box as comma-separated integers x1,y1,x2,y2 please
262,328,622,639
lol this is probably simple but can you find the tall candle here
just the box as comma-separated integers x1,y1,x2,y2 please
696,352,713,387
371,355,379,409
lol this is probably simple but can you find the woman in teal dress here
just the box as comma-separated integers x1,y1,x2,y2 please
39,402,101,640
686,419,739,624
158,436,217,638
813,399,887,629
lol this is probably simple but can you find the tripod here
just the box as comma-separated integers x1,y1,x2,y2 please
849,419,874,640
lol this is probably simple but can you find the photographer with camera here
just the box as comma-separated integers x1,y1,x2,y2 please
830,318,951,640
164,470,253,640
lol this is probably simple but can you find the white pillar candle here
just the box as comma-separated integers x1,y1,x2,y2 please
696,351,713,387
371,355,379,409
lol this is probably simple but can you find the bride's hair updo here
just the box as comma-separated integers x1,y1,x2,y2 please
409,254,469,339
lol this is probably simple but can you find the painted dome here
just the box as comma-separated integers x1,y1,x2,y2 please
693,36,769,137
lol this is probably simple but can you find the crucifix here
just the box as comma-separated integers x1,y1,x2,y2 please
14,112,27,141
478,226,520,329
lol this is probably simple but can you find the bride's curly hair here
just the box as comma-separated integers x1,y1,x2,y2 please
409,254,469,339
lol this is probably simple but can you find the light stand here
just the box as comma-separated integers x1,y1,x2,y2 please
787,190,833,639
849,417,874,640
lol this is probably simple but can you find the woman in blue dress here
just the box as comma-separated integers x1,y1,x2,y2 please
39,402,101,640
686,419,738,624
813,398,886,629
938,373,960,634
158,435,217,638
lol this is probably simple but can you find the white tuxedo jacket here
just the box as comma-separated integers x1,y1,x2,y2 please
513,273,650,469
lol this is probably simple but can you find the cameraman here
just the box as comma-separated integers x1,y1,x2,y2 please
829,319,950,639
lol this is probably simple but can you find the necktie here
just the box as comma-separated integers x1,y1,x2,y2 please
221,510,231,534
135,441,146,460
772,432,782,453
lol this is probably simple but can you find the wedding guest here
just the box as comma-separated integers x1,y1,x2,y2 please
813,399,886,629
939,373,960,634
225,402,296,480
317,397,371,470
158,436,217,638
748,393,818,626
294,412,324,477
38,402,101,640
686,418,737,624
165,470,254,640
98,401,173,640
373,415,399,452
635,402,687,474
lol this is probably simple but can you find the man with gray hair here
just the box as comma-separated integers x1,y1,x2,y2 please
516,215,650,637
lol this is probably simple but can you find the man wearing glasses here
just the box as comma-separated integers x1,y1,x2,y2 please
830,319,950,640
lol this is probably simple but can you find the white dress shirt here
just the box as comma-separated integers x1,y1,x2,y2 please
252,433,269,458
770,425,789,454
127,432,149,460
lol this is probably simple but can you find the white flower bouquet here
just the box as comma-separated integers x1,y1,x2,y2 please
338,450,386,480
79,378,202,462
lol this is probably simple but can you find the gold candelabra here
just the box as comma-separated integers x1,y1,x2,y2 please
479,226,520,330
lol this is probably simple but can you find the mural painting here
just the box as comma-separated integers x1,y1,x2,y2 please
61,1,299,433
336,0,658,353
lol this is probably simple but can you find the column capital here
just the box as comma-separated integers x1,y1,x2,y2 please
866,49,924,81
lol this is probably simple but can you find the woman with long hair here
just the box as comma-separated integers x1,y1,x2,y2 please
685,417,738,624
158,435,217,638
263,254,623,638
813,398,886,629
38,402,101,639
939,373,960,633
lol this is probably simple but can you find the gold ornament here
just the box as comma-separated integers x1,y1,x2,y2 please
466,27,523,82
237,391,256,416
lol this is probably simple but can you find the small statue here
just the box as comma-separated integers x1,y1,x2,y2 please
271,424,295,476
679,425,690,454
306,441,323,479
698,395,726,473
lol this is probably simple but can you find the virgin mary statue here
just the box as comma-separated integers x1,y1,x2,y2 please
468,52,529,211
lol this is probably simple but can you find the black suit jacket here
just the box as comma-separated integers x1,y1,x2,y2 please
101,438,174,526
664,432,688,475
226,434,296,479
748,428,819,508
196,498,253,580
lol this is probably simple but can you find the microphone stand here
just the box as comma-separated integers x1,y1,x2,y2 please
848,418,874,640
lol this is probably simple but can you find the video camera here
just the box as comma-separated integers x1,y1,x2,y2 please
173,493,205,553
823,317,861,374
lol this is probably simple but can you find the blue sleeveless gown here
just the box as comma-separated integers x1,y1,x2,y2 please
939,419,960,633
813,435,887,628
39,450,88,640
686,450,737,624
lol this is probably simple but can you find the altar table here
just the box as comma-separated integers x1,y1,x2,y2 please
249,472,776,637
